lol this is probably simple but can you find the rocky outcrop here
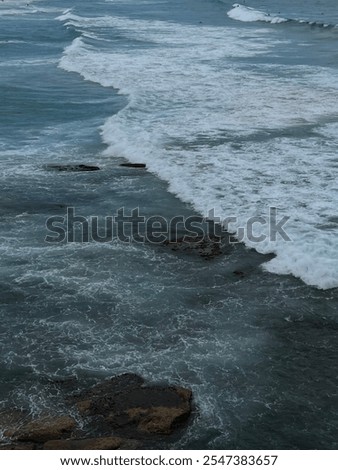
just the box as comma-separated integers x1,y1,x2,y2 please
0,374,193,450
0,443,37,450
44,437,139,450
5,416,76,443
127,405,190,434
72,374,192,437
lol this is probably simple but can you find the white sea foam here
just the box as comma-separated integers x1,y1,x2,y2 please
227,3,337,29
58,14,338,289
0,8,28,16
56,11,81,22
0,58,57,67
227,3,287,24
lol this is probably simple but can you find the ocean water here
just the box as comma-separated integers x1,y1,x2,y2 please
0,0,338,449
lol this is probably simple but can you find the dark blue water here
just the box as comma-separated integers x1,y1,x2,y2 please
0,0,338,449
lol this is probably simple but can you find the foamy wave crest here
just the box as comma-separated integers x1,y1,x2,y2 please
56,11,81,22
227,3,337,29
56,8,72,19
227,4,288,24
58,15,338,290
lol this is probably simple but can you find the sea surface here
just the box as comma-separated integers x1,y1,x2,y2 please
0,0,338,449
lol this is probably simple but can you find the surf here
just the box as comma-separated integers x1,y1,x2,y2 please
227,3,337,29
56,10,338,290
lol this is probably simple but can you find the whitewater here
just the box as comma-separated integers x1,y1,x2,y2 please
57,6,338,289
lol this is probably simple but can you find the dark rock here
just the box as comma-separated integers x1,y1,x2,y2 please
72,373,192,437
0,443,37,450
126,404,190,435
119,163,146,168
5,416,76,443
233,270,245,277
45,164,100,172
0,410,30,432
76,399,92,415
163,235,223,260
73,373,145,408
2,374,193,449
44,437,139,450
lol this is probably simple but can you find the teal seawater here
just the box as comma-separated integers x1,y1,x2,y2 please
0,0,338,449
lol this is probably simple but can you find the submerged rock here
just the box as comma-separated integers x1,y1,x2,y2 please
45,164,100,172
163,235,224,260
119,163,146,168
